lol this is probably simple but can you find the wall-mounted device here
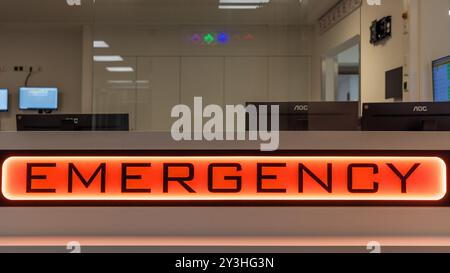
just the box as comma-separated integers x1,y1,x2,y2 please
432,55,450,102
0,89,8,112
385,66,404,100
19,87,58,111
370,16,392,45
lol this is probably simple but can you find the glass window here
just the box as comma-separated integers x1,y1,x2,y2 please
0,0,449,132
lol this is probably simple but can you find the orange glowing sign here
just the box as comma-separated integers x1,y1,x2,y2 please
1,156,447,201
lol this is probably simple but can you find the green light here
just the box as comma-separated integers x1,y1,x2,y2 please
204,33,215,44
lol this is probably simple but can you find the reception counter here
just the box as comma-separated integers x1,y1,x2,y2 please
0,131,449,251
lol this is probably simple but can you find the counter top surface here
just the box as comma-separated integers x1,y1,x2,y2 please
0,131,448,150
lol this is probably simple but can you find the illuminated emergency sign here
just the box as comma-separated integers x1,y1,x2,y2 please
1,156,447,201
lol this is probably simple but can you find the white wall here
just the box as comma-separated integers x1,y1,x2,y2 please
93,56,138,129
360,0,406,103
311,7,361,101
0,23,313,132
92,25,313,131
0,25,83,131
137,57,180,132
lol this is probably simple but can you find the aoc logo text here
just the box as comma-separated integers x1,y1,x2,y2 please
293,105,308,112
413,106,428,112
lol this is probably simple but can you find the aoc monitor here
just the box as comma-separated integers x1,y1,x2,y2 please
362,102,450,131
19,87,58,110
245,102,360,131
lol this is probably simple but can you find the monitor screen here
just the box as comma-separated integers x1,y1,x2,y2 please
0,89,8,112
19,87,58,110
385,67,403,100
362,102,450,131
433,55,450,102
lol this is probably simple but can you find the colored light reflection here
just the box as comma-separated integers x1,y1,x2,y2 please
244,33,255,40
203,33,215,44
217,32,229,44
191,33,202,43
189,32,255,45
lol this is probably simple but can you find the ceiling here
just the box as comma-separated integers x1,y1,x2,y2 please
0,0,339,25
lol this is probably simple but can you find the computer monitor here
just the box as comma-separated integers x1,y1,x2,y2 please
16,114,129,131
433,55,450,102
385,66,403,100
0,89,8,112
19,87,58,110
362,102,450,131
246,102,360,131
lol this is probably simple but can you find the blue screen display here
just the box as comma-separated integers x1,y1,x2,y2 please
19,87,58,110
433,56,450,102
0,89,7,111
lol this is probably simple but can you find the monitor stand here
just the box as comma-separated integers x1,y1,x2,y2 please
37,110,53,114
60,119,76,131
421,119,438,131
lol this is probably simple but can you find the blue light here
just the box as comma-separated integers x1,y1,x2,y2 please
217,32,229,44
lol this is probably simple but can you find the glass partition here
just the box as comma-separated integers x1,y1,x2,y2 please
91,0,315,131
1,0,449,132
